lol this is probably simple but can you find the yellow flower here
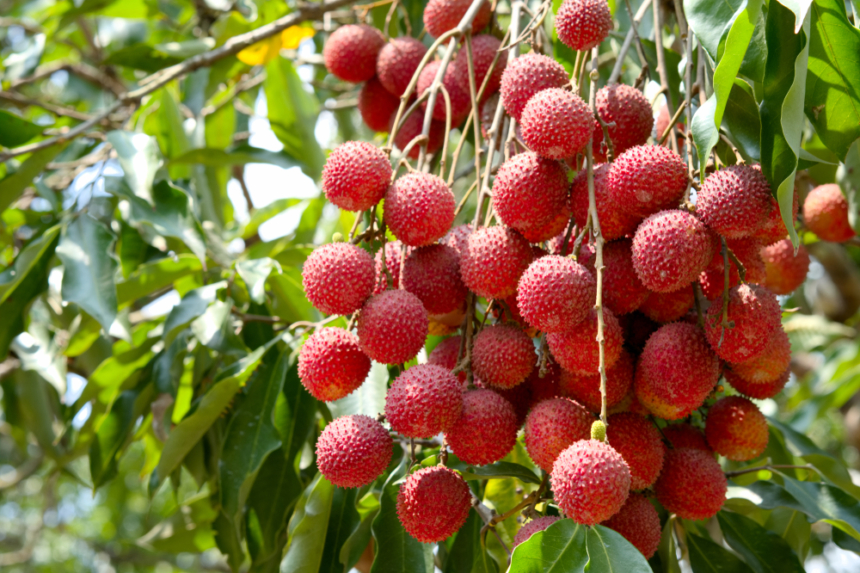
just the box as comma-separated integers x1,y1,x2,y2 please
237,34,283,65
281,25,314,49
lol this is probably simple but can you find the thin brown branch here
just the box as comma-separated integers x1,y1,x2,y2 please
608,0,653,84
652,0,679,155
658,100,687,146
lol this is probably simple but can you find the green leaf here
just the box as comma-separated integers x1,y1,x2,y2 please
586,525,653,572
0,145,64,213
267,267,317,324
12,369,60,458
444,510,498,573
723,79,763,163
509,519,588,572
236,258,278,305
686,532,754,573
420,455,541,485
717,511,805,573
103,43,184,72
75,337,159,408
763,508,810,561
12,330,67,395
168,145,303,170
639,39,684,110
0,110,44,147
116,253,203,307
838,139,860,233
90,388,150,488
280,473,336,573
246,446,303,564
805,0,860,160
163,281,226,344
107,131,161,204
57,214,118,335
340,495,380,572
684,0,767,82
658,516,682,573
328,361,388,419
264,58,324,180
241,198,303,241
320,487,361,573
190,299,246,356
213,509,245,572
274,360,318,463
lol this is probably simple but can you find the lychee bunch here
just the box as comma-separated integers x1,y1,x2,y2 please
803,183,856,243
570,163,642,241
316,415,392,487
393,112,445,158
302,242,376,315
452,34,507,96
606,412,665,490
516,255,596,333
377,37,428,96
555,0,613,51
697,164,772,239
662,423,711,453
580,239,649,315
322,141,393,212
446,389,518,465
729,327,791,384
323,24,385,83
358,76,400,132
500,53,569,121
703,283,782,363
397,466,471,542
524,397,593,472
492,152,570,235
705,396,769,461
385,172,455,247
471,324,536,388
520,88,593,160
402,244,467,315
423,0,493,38
298,328,370,402
384,363,462,437
373,240,405,294
654,448,726,520
559,349,633,413
607,145,688,217
594,84,654,157
602,493,661,559
639,287,694,323
357,289,428,364
698,237,767,300
547,308,623,375
460,226,534,299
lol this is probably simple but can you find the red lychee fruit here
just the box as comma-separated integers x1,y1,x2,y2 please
730,327,791,384
655,449,726,520
373,240,406,294
803,184,856,243
520,88,593,160
655,103,679,146
428,335,464,380
607,145,688,218
298,327,371,402
705,396,769,461
761,239,810,295
316,415,393,487
485,376,534,426
513,516,562,547
559,350,633,414
580,239,649,315
460,226,534,299
441,224,474,256
593,84,654,158
520,205,572,244
500,53,569,121
492,152,570,235
639,287,695,323
632,209,716,293
602,493,661,559
662,423,711,453
397,466,471,542
547,308,624,375
377,37,428,96
480,92,504,147
755,191,799,245
570,163,642,241
392,112,445,158
385,172,455,247
551,439,631,525
555,0,613,51
636,322,720,420
402,244,467,315
446,389,518,465
704,283,782,363
516,255,596,333
698,237,767,300
525,397,593,472
323,24,386,83
385,364,462,437
527,361,567,404
302,242,376,315
322,141,393,212
472,324,536,389
452,34,507,96
417,60,471,125
697,165,772,239
358,76,401,132
608,390,652,417
357,290,428,364
725,368,790,400
424,0,493,37
606,413,665,490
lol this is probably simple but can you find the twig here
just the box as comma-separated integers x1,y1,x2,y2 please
692,283,705,329
608,0,653,84
651,0,679,155
726,246,747,282
658,101,687,146
674,0,694,178
454,180,479,218
725,464,815,478
594,114,616,162
560,220,577,257
717,237,731,348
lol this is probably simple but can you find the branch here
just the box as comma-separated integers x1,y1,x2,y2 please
608,0,652,84
0,90,95,121
651,0,679,155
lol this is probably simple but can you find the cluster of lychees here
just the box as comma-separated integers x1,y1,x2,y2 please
298,0,853,559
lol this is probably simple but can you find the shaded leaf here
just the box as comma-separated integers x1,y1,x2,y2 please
658,516,682,573
90,388,151,488
116,253,203,307
104,43,183,72
236,257,278,305
246,446,303,564
444,510,497,573
763,508,811,561
0,110,43,147
586,525,652,572
0,144,64,213
723,79,763,163
280,473,335,573
190,299,246,356
320,487,361,573
163,281,226,344
686,532,754,573
717,511,805,573
273,361,317,463
509,519,588,572
169,145,303,171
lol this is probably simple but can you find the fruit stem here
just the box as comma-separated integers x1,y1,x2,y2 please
437,83,454,176
609,0,653,84
594,114,616,162
726,246,747,282
463,32,485,186
692,283,706,329
652,0,680,156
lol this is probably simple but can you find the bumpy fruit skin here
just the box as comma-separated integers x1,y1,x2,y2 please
636,322,720,420
402,245,467,315
373,241,405,294
472,324,536,388
551,439,631,525
559,350,633,413
607,146,688,218
417,60,470,124
555,0,613,51
704,284,782,363
761,239,810,295
385,364,462,437
452,34,507,96
517,255,596,333
655,449,727,520
424,0,493,38
520,88,593,160
521,206,572,243
524,397,593,472
725,368,789,400
698,237,767,300
322,141,393,212
500,54,569,121
298,328,371,401
632,210,716,293
697,165,772,239
397,466,471,542
547,308,623,375
803,184,856,242
385,172,455,247
316,415,393,487
527,361,567,404
302,243,376,315
446,389,518,465
606,413,665,490
358,76,400,132
323,25,385,83
731,327,791,384
460,226,534,299
393,112,445,158
705,396,769,461
377,37,428,96
594,84,654,157
513,516,562,547
662,423,711,453
441,224,474,256
755,191,799,245
428,335,464,380
580,240,649,315
357,290,428,364
492,152,570,234
603,493,662,559
640,287,695,323
571,164,642,241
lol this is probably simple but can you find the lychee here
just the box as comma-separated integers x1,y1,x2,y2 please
385,364,462,437
520,88,593,160
725,368,789,400
452,34,507,96
555,0,613,51
322,141,393,212
417,60,470,125
500,53,569,121
373,240,405,294
551,439,631,525
513,516,561,547
377,37,428,96
547,308,624,375
606,412,665,490
662,423,711,453
428,335,464,379
358,76,401,132
755,191,799,245
385,172,455,247
655,448,726,520
402,244,467,315
730,327,791,384
516,255,596,333
492,152,570,235
639,287,695,323
446,389,518,465
580,239,649,315
697,165,772,239
570,163,642,241
520,206,572,244
316,415,393,487
298,327,371,402
423,0,493,38
393,112,445,158
460,226,534,299
606,145,688,217
525,397,593,472
803,184,855,243
559,349,633,413
704,283,782,363
486,376,534,426
357,289,428,364
761,239,809,295
602,493,661,559
471,324,536,389
705,396,769,461
594,84,654,158
397,466,471,542
698,237,767,300
527,362,567,404
441,224,473,256
302,242,376,315
323,24,385,83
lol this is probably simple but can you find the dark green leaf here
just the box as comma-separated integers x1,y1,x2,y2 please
509,519,588,572
658,516,682,573
340,495,379,573
213,509,245,572
763,508,811,561
90,388,152,488
0,110,44,147
104,44,183,72
0,144,64,213
444,510,498,573
12,369,60,458
723,79,763,163
839,139,860,233
420,455,541,485
280,473,336,573
274,360,318,463
833,527,860,553
320,487,361,573
717,511,805,573
246,446,303,565
106,131,161,203
75,337,159,409
268,267,318,324
190,299,246,356
585,525,653,572
686,532,754,573
328,361,388,420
